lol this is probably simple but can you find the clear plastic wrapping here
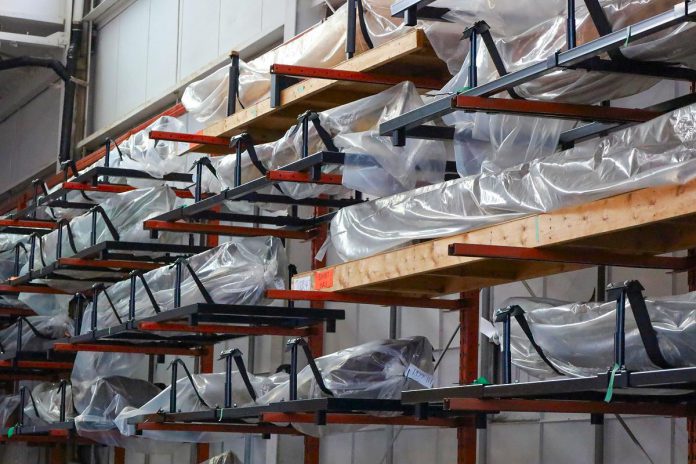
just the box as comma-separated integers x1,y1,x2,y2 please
19,186,185,289
197,82,448,199
182,0,465,124
0,314,73,354
257,336,433,436
0,395,20,427
451,0,696,103
501,291,696,378
114,371,287,443
202,452,242,464
330,101,696,261
74,375,162,446
183,1,399,123
23,382,74,425
81,236,287,332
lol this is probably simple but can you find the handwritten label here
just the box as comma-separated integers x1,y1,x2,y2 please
404,364,434,388
314,268,334,290
292,276,311,291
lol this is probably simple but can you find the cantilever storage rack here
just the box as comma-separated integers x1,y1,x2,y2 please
2,0,696,463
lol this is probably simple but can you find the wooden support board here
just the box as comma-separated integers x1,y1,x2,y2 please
293,178,696,297
190,28,450,152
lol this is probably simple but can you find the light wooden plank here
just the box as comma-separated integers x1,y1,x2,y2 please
294,178,696,296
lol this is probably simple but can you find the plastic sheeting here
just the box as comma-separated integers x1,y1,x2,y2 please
41,116,195,221
74,376,162,446
0,395,20,428
182,0,465,124
0,314,73,354
81,236,287,332
257,336,433,436
71,351,149,413
197,82,448,198
23,382,74,425
500,291,696,378
19,186,184,292
202,453,242,464
441,0,696,103
329,101,696,261
114,371,288,443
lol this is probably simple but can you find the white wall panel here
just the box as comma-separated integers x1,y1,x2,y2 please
0,85,61,192
116,0,150,116
218,0,262,53
93,18,120,129
178,0,221,78
146,0,179,100
261,0,286,33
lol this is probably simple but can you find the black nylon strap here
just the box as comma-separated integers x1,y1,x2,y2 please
135,273,161,314
356,0,374,49
511,310,564,376
169,359,210,408
101,288,123,325
20,317,54,341
90,206,120,241
624,281,672,369
58,219,79,255
183,261,215,305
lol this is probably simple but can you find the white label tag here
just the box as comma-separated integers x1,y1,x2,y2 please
404,364,434,388
292,275,311,291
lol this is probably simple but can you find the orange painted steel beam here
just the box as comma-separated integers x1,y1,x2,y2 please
260,412,461,427
449,243,696,271
458,291,479,464
0,434,93,445
267,289,468,310
58,257,163,271
0,284,69,295
0,360,73,370
270,64,444,90
62,182,134,194
0,219,56,229
454,95,660,124
62,182,195,199
53,342,208,357
136,422,300,435
143,220,316,240
266,171,343,185
149,130,231,146
0,307,35,317
445,398,689,417
138,321,311,337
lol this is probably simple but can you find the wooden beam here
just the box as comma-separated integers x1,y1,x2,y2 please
294,178,696,296
195,29,449,145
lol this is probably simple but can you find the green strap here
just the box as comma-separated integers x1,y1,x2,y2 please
472,376,491,385
217,408,224,422
604,363,620,403
456,86,471,94
624,25,632,47
7,424,17,438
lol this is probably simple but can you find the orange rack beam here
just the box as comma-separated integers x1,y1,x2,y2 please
0,360,73,370
0,219,56,229
136,422,300,435
53,343,209,357
62,182,195,199
143,220,316,240
0,285,69,295
57,257,164,272
137,322,311,337
444,398,690,416
454,95,661,124
270,64,444,90
260,412,462,427
266,289,470,310
266,171,343,185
